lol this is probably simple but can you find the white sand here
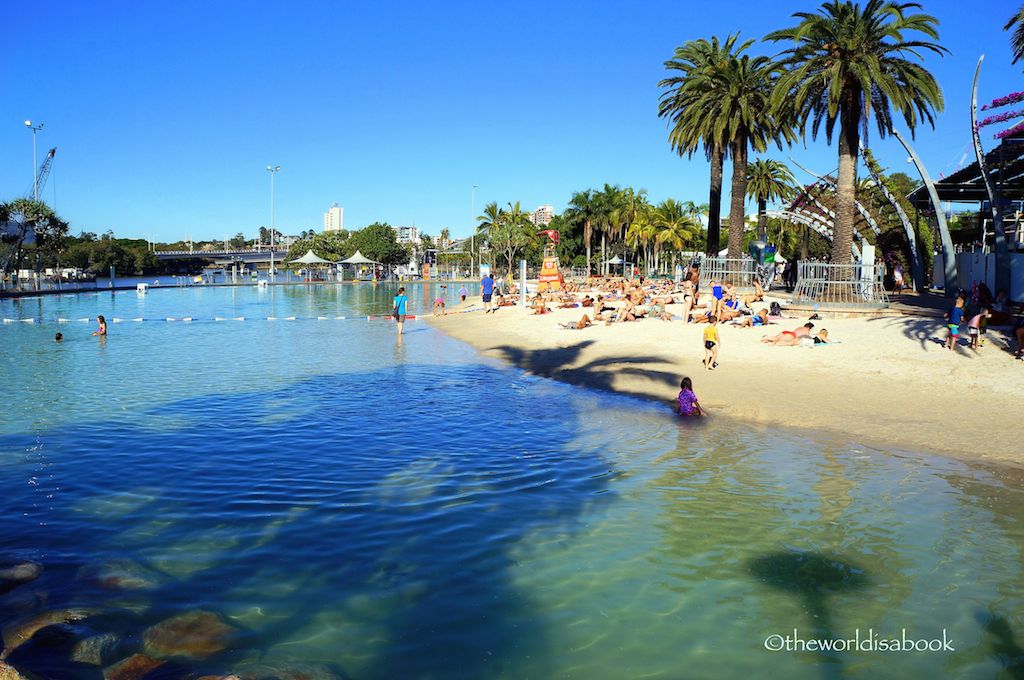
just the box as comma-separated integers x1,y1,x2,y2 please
430,296,1023,466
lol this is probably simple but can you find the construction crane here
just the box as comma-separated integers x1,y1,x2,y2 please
24,147,57,201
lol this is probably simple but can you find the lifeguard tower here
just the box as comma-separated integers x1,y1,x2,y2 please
537,230,565,292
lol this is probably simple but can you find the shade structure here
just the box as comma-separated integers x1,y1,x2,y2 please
605,256,623,265
291,250,334,265
340,250,381,265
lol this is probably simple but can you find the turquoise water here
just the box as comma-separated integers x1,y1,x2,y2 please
2,284,1024,679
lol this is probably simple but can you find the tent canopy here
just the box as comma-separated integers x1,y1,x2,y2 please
291,250,334,265
340,250,380,265
605,255,623,265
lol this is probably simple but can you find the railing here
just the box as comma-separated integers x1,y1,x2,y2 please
793,262,889,308
698,257,762,289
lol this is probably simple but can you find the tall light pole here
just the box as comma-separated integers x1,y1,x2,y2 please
24,120,44,202
471,184,478,275
266,165,281,281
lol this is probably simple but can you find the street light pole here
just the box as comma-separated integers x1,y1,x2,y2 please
24,120,44,202
266,165,281,281
471,184,478,276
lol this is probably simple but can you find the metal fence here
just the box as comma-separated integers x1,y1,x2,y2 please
698,257,764,289
792,262,889,308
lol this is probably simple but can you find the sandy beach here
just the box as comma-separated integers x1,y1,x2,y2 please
430,294,1023,467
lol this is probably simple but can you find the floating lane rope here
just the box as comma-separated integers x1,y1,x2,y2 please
2,315,428,326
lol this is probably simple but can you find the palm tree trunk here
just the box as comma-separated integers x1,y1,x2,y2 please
833,95,859,267
727,139,748,259
601,233,607,275
585,221,592,276
757,197,767,241
707,144,724,255
801,225,809,260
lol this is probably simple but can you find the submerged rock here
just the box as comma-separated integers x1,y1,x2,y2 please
102,654,175,680
230,662,343,680
0,608,96,659
0,563,42,595
142,610,238,661
78,558,166,591
0,660,36,680
71,632,123,666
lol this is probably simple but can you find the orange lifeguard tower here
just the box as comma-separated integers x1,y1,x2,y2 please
537,230,564,292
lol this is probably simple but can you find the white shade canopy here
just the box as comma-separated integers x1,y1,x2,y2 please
291,250,334,265
340,250,380,265
605,256,623,265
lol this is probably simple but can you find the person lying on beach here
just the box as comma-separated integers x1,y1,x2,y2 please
648,302,673,321
581,296,595,308
672,376,703,416
495,295,516,307
797,328,831,346
741,280,765,306
530,296,551,315
762,323,815,346
560,314,593,330
606,299,639,324
735,308,770,328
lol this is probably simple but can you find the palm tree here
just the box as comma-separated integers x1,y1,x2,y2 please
565,190,596,274
593,185,625,275
625,211,657,274
1006,6,1024,64
490,201,535,275
746,159,796,241
767,0,947,267
476,201,504,241
653,199,698,270
661,37,753,257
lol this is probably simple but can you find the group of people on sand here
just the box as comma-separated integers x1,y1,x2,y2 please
944,288,1024,359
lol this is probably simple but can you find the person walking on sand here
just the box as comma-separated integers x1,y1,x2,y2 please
393,287,409,335
944,296,964,351
703,315,719,370
481,272,495,314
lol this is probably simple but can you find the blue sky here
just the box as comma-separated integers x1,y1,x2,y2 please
2,0,1021,241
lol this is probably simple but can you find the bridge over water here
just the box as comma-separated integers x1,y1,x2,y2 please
155,248,289,264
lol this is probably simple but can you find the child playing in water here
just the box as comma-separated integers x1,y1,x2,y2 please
703,315,719,370
92,315,107,336
458,285,468,303
673,377,703,416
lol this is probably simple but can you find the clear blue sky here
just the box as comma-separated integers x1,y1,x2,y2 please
2,0,1021,242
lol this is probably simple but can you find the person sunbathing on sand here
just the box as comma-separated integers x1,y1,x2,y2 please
741,280,765,306
736,308,770,328
560,313,593,330
762,322,815,345
530,296,551,315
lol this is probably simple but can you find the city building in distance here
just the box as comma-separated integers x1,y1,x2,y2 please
530,205,554,227
323,203,344,232
393,225,420,245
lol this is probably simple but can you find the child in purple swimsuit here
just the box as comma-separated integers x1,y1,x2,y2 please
675,377,703,417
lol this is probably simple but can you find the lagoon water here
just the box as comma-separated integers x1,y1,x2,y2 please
2,283,1023,679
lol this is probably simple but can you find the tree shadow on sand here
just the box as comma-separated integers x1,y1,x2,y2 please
866,315,980,357
485,340,681,405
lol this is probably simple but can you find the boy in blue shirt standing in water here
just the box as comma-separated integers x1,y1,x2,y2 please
944,296,964,351
481,272,495,314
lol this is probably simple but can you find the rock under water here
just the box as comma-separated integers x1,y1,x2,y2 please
142,610,238,661
0,564,42,595
0,608,96,660
78,559,167,591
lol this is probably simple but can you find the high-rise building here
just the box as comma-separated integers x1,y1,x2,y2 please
393,226,420,244
323,203,344,232
530,205,555,227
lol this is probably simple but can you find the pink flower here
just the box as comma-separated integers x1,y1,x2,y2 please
977,108,1024,128
982,91,1024,111
995,120,1024,140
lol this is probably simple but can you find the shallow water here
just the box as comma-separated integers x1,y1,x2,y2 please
2,284,1023,679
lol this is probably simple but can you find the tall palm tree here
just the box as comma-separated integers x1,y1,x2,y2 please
1005,6,1024,64
625,211,657,274
476,201,504,241
746,159,796,241
565,190,596,274
659,36,744,256
767,0,947,267
593,184,625,275
653,199,698,270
